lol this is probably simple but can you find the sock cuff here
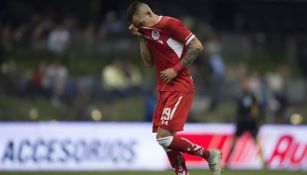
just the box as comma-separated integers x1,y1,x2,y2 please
156,136,174,147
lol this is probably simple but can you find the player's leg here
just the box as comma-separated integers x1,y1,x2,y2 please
155,92,211,159
155,91,222,175
225,135,238,166
166,150,188,175
226,122,243,166
157,127,210,159
157,127,222,175
158,129,189,175
255,137,265,168
250,122,266,168
153,93,188,175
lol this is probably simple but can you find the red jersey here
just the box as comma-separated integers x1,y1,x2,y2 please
139,16,195,92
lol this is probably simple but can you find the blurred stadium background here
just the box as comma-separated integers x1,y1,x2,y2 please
0,0,306,174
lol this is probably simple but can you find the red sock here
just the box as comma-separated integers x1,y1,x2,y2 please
168,137,210,159
166,150,188,175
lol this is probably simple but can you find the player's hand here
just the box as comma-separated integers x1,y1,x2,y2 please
128,24,143,39
160,68,178,83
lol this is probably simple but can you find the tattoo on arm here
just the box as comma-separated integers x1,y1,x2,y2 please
181,38,203,66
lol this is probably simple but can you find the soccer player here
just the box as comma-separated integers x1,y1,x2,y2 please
127,2,222,175
226,76,265,167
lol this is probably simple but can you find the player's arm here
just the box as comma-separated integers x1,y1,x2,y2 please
160,18,203,83
160,37,202,83
139,38,154,68
129,24,154,68
178,37,203,68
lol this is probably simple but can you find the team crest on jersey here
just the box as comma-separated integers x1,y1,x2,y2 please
152,30,160,40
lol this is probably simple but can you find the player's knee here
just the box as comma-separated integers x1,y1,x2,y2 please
156,136,173,148
156,127,172,139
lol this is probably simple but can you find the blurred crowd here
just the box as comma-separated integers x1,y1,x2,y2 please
0,11,128,55
0,0,306,123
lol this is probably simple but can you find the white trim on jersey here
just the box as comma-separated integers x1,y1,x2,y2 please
156,16,162,24
185,33,193,41
166,38,184,59
185,34,195,46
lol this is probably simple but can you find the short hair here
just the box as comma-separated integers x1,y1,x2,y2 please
127,1,144,23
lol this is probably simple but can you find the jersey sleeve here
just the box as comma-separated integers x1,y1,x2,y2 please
164,18,195,46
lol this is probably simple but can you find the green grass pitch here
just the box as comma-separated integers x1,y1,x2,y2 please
0,170,305,175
